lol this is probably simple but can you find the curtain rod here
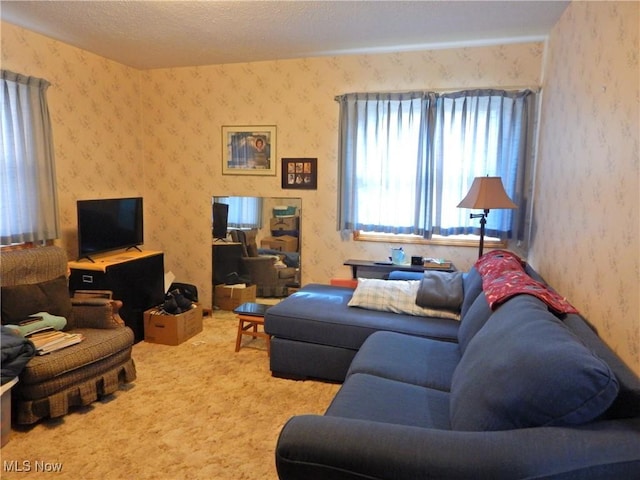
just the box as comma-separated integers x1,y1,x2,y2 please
336,85,541,98
424,84,541,93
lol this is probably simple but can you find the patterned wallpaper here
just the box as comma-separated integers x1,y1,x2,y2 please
531,1,639,373
2,0,638,375
140,44,542,308
0,23,143,250
0,23,543,303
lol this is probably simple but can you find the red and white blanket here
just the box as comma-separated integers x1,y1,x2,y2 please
475,250,578,315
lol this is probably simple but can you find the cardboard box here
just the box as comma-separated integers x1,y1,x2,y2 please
260,235,298,252
214,283,257,311
144,304,203,346
270,216,299,231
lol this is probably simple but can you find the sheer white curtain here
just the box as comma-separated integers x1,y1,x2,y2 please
336,89,535,241
1,70,59,244
220,196,263,229
431,89,534,240
336,91,435,235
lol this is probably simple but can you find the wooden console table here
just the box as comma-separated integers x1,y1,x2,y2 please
344,259,456,279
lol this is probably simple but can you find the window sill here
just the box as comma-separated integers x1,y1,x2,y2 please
353,231,507,249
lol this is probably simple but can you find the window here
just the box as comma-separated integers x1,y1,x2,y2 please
215,196,263,229
336,89,536,247
1,70,59,245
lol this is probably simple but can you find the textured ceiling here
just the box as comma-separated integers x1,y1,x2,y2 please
1,1,570,70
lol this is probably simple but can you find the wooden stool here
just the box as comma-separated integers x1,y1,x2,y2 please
234,302,271,355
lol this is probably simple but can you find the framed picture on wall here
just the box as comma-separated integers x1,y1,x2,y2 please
222,125,277,176
281,158,317,190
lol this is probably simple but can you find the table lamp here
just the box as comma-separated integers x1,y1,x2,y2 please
457,176,517,258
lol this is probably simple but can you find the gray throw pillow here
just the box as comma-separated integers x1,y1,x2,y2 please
415,271,464,311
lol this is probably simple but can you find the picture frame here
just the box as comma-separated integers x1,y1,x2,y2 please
222,126,277,176
281,158,317,190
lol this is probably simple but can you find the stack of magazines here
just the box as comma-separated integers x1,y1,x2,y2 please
26,328,85,355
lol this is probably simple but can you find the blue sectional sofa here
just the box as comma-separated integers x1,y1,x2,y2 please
266,253,640,479
265,276,472,382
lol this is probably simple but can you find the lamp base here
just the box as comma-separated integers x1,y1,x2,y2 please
469,209,490,258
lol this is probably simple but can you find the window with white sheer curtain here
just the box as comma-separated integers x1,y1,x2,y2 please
1,70,60,245
217,196,263,229
336,89,536,245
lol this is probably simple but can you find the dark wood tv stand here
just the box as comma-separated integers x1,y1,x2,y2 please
68,250,164,342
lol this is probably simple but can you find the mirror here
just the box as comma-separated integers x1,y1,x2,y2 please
212,196,302,296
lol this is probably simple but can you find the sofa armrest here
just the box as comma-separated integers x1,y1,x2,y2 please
275,415,640,480
71,296,125,329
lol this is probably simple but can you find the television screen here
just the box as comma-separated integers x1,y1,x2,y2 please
212,202,229,240
77,197,143,260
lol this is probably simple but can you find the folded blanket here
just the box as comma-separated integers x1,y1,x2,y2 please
416,271,464,311
475,250,578,315
1,326,36,384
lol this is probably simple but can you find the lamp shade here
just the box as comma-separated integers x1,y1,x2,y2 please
457,177,517,210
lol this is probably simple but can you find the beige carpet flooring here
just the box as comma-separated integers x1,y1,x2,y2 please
2,309,340,479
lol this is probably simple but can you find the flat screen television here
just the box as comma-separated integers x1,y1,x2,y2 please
212,202,229,241
77,197,144,260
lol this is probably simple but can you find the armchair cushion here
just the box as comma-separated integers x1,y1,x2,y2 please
18,327,134,393
1,275,74,329
16,326,136,423
71,298,124,329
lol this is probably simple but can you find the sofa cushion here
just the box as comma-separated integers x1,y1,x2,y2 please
1,275,74,329
347,331,460,391
456,292,493,355
348,278,460,320
563,313,640,419
459,267,483,320
326,373,451,430
265,284,460,352
415,271,464,311
450,295,619,431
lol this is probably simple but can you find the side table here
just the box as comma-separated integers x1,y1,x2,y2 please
234,302,271,355
343,259,456,279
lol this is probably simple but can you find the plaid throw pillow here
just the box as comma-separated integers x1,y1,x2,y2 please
348,278,460,320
